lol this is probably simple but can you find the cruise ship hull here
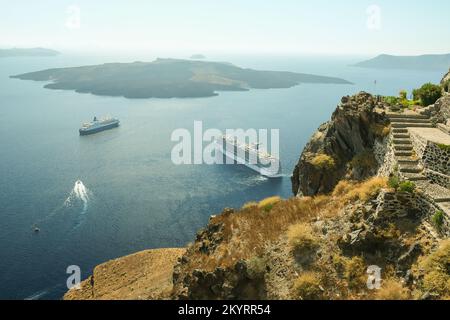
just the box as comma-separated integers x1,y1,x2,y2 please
79,122,119,136
215,144,282,178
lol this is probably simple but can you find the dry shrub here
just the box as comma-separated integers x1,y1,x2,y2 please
374,279,410,300
339,177,387,203
287,223,319,253
293,272,323,300
344,256,366,290
246,256,267,280
310,154,335,170
332,180,354,197
371,123,391,138
242,201,258,210
419,239,450,297
258,196,281,212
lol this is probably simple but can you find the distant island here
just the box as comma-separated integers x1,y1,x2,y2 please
0,47,60,58
189,54,206,60
10,58,352,99
354,53,450,70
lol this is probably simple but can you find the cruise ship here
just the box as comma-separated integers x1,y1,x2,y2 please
215,135,282,178
79,117,120,136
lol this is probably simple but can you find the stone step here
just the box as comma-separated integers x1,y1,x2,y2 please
399,165,422,174
396,157,418,165
394,145,413,151
390,118,431,124
395,151,413,157
387,113,429,120
401,173,427,181
392,128,409,133
391,123,434,128
393,139,412,145
393,134,410,139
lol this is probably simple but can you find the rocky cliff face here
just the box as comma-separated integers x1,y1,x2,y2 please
292,92,390,196
441,68,450,89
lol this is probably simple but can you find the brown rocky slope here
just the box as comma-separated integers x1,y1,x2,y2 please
64,248,185,300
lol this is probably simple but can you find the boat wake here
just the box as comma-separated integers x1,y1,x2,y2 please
64,180,91,215
33,180,92,230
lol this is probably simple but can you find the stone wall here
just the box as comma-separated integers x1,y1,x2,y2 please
376,134,395,177
422,143,450,175
375,190,450,237
425,170,450,189
410,130,450,187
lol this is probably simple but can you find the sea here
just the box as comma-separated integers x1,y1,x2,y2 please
0,53,444,299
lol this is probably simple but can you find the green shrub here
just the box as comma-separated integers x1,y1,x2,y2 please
388,175,400,190
398,181,416,193
399,90,408,100
383,96,400,105
310,154,335,170
432,210,445,231
413,83,442,106
437,144,450,152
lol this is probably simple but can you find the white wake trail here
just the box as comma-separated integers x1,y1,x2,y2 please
64,180,91,214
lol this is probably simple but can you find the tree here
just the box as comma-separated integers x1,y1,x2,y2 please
414,83,442,106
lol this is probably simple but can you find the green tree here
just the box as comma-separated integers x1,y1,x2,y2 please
414,83,442,106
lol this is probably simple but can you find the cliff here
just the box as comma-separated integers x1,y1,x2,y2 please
291,92,390,196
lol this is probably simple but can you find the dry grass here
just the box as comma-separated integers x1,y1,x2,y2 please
418,239,450,297
292,272,323,300
333,177,387,204
181,178,389,274
374,279,410,300
242,201,258,210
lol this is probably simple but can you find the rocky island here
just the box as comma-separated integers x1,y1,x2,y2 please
10,58,352,99
0,47,60,58
354,53,450,70
65,69,450,301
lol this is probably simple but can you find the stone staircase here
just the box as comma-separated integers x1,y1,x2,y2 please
389,113,428,181
388,112,450,218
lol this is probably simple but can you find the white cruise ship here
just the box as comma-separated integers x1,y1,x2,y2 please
215,135,282,178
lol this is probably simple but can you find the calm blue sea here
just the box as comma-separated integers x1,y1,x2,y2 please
0,53,443,299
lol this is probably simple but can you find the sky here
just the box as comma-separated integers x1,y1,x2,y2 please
1,0,450,56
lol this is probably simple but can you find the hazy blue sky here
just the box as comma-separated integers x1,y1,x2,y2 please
1,0,450,55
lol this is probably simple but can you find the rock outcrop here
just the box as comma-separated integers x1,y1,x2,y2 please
64,248,185,300
292,92,390,196
441,68,450,91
